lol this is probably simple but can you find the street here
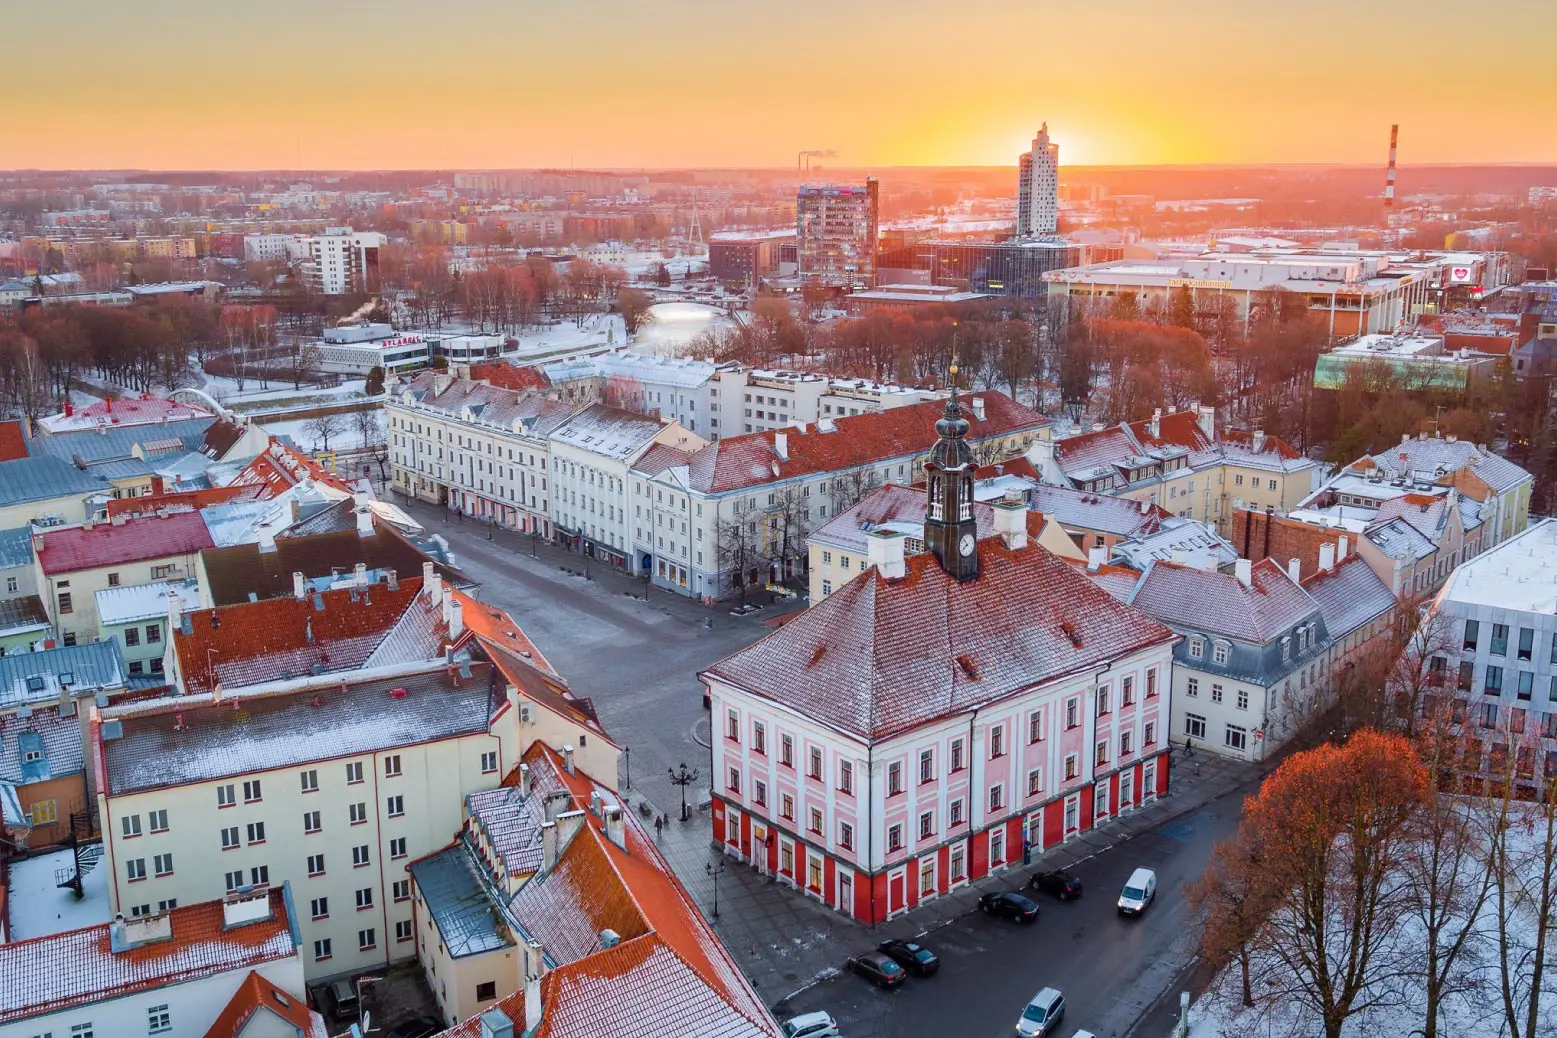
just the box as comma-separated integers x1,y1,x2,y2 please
771,801,1240,1038
393,495,1252,1038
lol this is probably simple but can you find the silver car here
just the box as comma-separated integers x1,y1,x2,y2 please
1016,986,1065,1037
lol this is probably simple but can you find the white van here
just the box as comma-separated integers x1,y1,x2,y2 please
1117,867,1157,916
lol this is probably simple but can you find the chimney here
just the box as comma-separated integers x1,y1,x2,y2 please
518,762,531,795
111,509,128,526
386,568,399,591
354,562,367,587
562,743,575,774
555,808,587,856
446,599,464,640
521,938,545,1036
422,560,443,606
1402,433,1411,444
355,493,374,538
970,396,986,422
540,820,558,870
1337,535,1349,562
1252,430,1267,453
1235,558,1253,587
258,529,276,553
542,790,570,824
1092,422,1105,432
866,528,907,580
774,431,788,462
1197,404,1216,442
110,911,174,951
1319,542,1336,573
992,490,1027,550
292,571,307,599
1287,557,1301,583
83,514,94,532
1170,547,1188,566
1150,407,1162,439
1087,545,1106,573
603,805,626,850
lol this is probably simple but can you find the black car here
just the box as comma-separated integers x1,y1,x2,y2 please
385,1020,443,1038
875,939,940,976
846,951,908,988
1029,868,1084,901
978,890,1040,923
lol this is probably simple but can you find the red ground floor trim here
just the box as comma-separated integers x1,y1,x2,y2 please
711,751,1170,925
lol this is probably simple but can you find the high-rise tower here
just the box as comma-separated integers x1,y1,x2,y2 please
1016,124,1059,238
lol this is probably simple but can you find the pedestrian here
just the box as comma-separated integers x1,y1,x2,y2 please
654,815,663,839
1184,738,1195,758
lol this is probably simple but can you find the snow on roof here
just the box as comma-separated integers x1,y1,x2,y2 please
1441,517,1557,613
95,578,198,627
1,704,84,785
38,395,214,434
101,661,493,796
0,642,127,709
0,886,298,1027
1302,555,1396,640
707,538,1173,742
4,844,110,941
550,404,667,460
411,839,516,958
1361,436,1530,495
1130,558,1320,645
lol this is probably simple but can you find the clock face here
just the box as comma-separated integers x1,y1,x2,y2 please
959,533,976,557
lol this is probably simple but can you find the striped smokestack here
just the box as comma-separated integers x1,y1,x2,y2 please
1384,124,1398,209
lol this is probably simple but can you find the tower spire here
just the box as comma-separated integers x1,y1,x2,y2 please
925,359,978,581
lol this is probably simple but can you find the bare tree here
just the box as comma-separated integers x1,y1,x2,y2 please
302,412,345,452
765,487,811,590
353,407,386,475
617,288,654,337
715,502,767,608
1189,828,1279,1009
287,340,321,390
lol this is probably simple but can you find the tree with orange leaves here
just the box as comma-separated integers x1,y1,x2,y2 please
1199,730,1430,1038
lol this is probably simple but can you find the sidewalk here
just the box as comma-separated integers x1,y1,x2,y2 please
628,750,1265,1007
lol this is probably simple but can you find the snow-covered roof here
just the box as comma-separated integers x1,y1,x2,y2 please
1441,517,1557,613
95,578,198,627
550,404,667,461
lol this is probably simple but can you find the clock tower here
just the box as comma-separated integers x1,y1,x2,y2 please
924,369,979,582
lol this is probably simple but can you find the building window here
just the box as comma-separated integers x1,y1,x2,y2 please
122,814,142,838
1122,676,1134,706
990,725,1005,758
224,870,244,892
1519,671,1535,701
353,845,371,867
1188,637,1204,659
303,810,321,834
1095,740,1109,767
247,822,266,844
356,887,374,910
58,592,72,614
1236,688,1249,710
1225,725,1248,751
147,809,166,833
1458,661,1475,692
480,750,499,773
1211,684,1224,704
809,746,823,780
1486,666,1504,694
384,755,402,777
308,853,325,876
1096,688,1110,716
151,853,173,876
387,794,405,817
1064,753,1078,780
1066,698,1079,728
1464,619,1480,651
1144,722,1156,745
726,709,740,741
753,779,767,806
311,896,330,919
397,920,415,943
217,784,235,808
359,928,377,951
727,766,741,793
221,826,239,850
919,749,935,783
949,798,965,826
990,828,1006,866
1491,623,1509,656
147,1005,171,1034
350,802,367,825
124,627,140,646
752,721,766,755
839,760,853,795
839,821,854,850
390,837,407,858
950,737,965,770
250,865,269,886
809,807,823,834
780,793,794,821
988,785,1004,812
157,899,176,913
346,761,364,784
300,769,318,793
393,879,411,902
1146,669,1158,698
919,811,934,839
780,734,794,767
1027,769,1043,798
1185,714,1207,739
242,779,262,803
1212,643,1229,666
126,858,146,881
314,938,333,961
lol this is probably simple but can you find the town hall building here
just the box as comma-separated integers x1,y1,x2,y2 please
701,381,1179,923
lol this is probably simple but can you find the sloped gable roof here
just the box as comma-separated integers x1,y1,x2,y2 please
1129,558,1320,644
202,969,327,1038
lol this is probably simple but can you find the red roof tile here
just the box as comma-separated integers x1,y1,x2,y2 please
1131,558,1319,643
172,579,434,694
1128,410,1213,453
106,484,259,518
1221,428,1301,460
37,511,215,575
472,362,552,390
682,391,1049,494
705,538,1174,741
203,969,327,1038
0,419,28,462
231,441,354,495
0,888,298,1026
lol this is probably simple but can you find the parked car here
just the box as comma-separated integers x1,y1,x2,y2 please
780,1012,840,1038
1016,986,1066,1037
875,938,940,976
846,950,907,989
1117,867,1158,917
385,1019,443,1038
978,890,1040,923
323,979,359,1022
1030,868,1084,900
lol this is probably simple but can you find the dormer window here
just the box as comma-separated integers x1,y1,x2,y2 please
1188,637,1205,660
1281,636,1291,660
1212,642,1229,666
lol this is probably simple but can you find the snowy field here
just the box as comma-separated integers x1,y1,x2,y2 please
6,845,110,940
1187,802,1557,1038
633,302,733,356
260,408,383,453
198,374,369,411
504,313,628,361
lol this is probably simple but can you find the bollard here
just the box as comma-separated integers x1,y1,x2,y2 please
1178,990,1191,1037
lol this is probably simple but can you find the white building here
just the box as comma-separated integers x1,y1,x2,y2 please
317,323,432,375
549,404,706,570
1432,518,1557,763
0,885,324,1038
1017,124,1060,238
302,227,386,295
242,233,307,263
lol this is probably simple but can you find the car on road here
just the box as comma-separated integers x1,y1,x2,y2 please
1117,867,1157,916
978,890,1040,923
1029,868,1083,900
846,950,907,989
1015,986,1066,1037
875,938,940,976
322,979,359,1023
780,1011,840,1038
384,1019,443,1038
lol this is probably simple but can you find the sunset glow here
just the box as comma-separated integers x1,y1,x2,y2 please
8,0,1557,169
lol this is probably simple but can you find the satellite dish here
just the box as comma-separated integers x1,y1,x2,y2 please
359,1011,371,1035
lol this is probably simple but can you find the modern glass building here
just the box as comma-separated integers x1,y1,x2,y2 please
874,239,1085,301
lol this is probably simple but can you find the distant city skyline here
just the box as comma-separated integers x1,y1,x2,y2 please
8,0,1557,171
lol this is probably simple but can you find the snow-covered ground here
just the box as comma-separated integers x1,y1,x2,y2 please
260,408,383,453
1187,802,1557,1038
503,313,628,361
6,845,110,940
633,302,733,356
198,374,369,411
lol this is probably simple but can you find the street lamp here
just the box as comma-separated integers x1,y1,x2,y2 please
668,762,700,822
706,858,727,919
623,746,631,791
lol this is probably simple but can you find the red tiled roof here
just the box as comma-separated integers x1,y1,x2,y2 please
0,888,298,1026
472,362,552,390
973,456,1039,481
106,484,258,518
37,511,215,575
1221,428,1301,460
172,579,434,694
444,744,778,1038
705,538,1174,741
0,419,28,462
231,441,353,495
42,395,212,432
199,418,248,459
1053,425,1139,477
1128,410,1212,453
203,969,327,1038
682,391,1048,494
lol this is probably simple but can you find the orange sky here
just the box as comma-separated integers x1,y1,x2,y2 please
10,0,1557,170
